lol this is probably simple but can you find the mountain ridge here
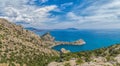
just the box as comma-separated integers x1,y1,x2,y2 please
0,18,58,66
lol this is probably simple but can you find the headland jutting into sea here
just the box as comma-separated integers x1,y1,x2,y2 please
41,32,86,48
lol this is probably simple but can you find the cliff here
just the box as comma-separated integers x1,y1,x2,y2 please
0,18,58,66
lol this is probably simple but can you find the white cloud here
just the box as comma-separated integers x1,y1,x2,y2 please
64,0,120,29
0,0,58,29
61,2,73,7
41,0,48,3
0,0,120,29
38,0,120,29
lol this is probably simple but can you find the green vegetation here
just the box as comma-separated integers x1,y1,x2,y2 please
0,41,59,66
0,18,120,66
76,58,83,65
0,18,59,66
64,63,71,66
56,44,120,65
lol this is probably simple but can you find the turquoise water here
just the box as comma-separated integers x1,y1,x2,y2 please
50,29,120,52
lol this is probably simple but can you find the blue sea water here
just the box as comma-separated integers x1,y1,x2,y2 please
27,28,120,52
50,29,120,52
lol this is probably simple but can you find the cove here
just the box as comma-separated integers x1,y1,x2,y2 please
51,29,120,52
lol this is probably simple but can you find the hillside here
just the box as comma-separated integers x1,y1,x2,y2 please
0,18,58,66
49,44,120,66
1,18,120,66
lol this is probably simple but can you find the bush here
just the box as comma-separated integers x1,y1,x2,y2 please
76,59,83,65
64,63,71,66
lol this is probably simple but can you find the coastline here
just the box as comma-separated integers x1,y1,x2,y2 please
41,32,86,48
50,39,86,48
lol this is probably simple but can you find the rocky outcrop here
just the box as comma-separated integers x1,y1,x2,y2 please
55,39,86,45
41,32,55,41
41,32,86,48
60,48,70,53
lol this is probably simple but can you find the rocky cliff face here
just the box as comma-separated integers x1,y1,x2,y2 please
41,32,55,42
0,18,58,66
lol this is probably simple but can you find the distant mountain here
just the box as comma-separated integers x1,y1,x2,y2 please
16,22,30,25
66,28,79,30
25,27,44,31
25,27,53,33
53,28,79,30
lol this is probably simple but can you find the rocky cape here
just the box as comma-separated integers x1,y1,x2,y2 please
41,32,86,48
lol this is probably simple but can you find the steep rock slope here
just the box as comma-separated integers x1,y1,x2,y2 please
0,18,58,66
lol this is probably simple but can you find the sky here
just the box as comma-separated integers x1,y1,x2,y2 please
0,0,120,29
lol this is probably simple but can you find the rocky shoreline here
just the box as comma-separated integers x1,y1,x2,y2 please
41,32,86,48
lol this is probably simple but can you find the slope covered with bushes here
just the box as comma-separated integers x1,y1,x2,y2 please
49,44,120,66
0,18,58,66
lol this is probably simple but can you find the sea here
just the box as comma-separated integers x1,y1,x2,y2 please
28,29,120,52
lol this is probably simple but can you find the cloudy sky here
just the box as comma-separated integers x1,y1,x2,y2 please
0,0,120,29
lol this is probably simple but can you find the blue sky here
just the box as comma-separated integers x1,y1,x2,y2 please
0,0,120,29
